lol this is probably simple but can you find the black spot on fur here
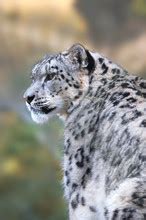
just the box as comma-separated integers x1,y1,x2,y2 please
127,97,137,103
65,170,68,175
74,95,79,99
108,82,115,89
74,84,80,89
112,68,120,74
119,104,134,109
101,63,108,75
72,183,78,191
81,197,86,206
71,199,78,209
140,82,146,89
142,93,146,98
111,155,122,166
136,90,142,96
121,82,136,90
74,134,79,140
108,111,116,121
101,78,107,85
104,208,108,217
88,126,94,133
60,74,65,79
139,154,146,161
112,209,119,219
113,100,120,106
81,130,85,137
140,119,146,127
89,206,96,212
66,179,70,185
132,193,145,208
98,57,104,64
123,92,130,98
78,91,83,96
127,164,141,177
121,82,130,88
86,167,91,175
86,156,90,163
64,138,71,155
85,50,95,73
76,161,84,168
121,110,142,124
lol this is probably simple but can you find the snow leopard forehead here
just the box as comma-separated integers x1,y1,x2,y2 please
31,54,63,79
30,44,96,81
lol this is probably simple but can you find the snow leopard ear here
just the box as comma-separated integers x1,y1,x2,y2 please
68,43,95,73
68,44,88,68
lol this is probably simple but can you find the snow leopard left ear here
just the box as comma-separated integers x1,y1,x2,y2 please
68,44,95,73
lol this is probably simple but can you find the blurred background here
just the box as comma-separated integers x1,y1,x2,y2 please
0,0,146,219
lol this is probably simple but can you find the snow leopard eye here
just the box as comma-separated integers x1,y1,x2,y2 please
45,73,56,81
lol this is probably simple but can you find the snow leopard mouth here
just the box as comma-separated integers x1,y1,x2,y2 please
31,106,57,114
41,106,57,114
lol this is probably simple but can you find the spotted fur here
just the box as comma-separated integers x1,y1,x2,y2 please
24,44,146,220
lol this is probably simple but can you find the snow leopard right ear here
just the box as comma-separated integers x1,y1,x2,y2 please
68,44,95,73
68,44,88,68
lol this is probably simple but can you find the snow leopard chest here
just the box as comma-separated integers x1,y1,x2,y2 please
63,100,105,201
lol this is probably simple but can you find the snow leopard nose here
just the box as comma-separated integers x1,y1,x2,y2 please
25,95,35,104
23,81,39,104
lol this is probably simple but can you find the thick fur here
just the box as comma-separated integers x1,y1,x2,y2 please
24,44,146,220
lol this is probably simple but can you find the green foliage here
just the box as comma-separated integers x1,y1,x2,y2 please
0,113,66,220
133,0,146,16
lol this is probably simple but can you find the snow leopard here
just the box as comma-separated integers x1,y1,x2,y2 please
24,44,146,219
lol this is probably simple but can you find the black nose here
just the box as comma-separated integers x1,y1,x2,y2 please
26,95,35,104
